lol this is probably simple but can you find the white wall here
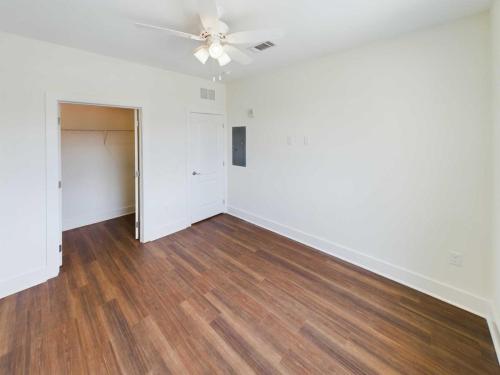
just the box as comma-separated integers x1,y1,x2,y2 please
0,31,224,297
491,0,500,348
61,104,135,231
227,14,492,314
61,131,134,231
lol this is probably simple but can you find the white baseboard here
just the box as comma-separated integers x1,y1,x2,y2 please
0,267,58,299
227,206,490,318
228,206,500,361
146,218,189,242
63,205,135,231
488,304,500,365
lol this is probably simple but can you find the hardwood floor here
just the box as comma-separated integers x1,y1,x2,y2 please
0,214,498,374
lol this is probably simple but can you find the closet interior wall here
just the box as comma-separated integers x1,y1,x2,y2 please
60,103,135,231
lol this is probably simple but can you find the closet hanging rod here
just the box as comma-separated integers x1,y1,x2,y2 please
61,129,134,132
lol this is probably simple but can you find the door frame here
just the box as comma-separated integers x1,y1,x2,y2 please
45,92,145,278
186,110,227,225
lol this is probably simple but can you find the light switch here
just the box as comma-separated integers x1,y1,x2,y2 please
286,136,293,146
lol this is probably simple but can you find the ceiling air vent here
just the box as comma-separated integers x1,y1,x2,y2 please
250,41,275,52
200,88,215,101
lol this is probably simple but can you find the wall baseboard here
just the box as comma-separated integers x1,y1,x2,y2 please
0,267,53,299
489,304,500,365
2,206,498,362
63,205,135,231
228,206,500,361
227,206,490,317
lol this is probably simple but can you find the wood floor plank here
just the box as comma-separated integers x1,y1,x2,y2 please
0,213,498,374
210,316,281,375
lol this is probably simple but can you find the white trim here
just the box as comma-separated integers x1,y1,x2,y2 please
45,91,146,283
227,206,490,318
45,93,62,280
492,303,500,330
488,303,500,365
62,205,135,231
186,110,228,225
229,206,500,360
0,268,48,299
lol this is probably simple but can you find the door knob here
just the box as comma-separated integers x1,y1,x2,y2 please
192,171,200,175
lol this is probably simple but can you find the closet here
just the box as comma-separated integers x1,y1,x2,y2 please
60,103,138,237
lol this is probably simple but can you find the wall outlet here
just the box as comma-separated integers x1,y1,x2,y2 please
448,251,463,267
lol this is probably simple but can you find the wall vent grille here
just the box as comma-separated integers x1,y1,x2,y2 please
250,41,275,52
200,88,216,101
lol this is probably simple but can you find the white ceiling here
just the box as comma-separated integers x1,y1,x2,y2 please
0,0,491,81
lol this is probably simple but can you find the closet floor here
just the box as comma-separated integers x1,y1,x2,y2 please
0,214,498,374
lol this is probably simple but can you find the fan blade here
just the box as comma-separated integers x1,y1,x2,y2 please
198,0,219,31
135,23,204,41
223,45,253,65
226,29,284,44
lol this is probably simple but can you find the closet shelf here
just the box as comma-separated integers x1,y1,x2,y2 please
61,129,133,131
61,129,134,144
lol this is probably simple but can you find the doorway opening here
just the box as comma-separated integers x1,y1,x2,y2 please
59,102,142,246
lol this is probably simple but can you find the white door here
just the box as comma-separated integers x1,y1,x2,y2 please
134,109,140,239
189,113,225,224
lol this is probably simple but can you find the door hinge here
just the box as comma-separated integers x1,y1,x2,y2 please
135,221,139,229
222,161,225,167
135,170,140,178
58,117,61,125
59,244,62,253
58,181,62,189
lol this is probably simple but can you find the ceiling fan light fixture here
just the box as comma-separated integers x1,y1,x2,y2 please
217,52,231,66
208,41,224,59
135,0,283,68
193,46,210,64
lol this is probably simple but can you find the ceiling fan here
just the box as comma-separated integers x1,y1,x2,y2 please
135,0,284,67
